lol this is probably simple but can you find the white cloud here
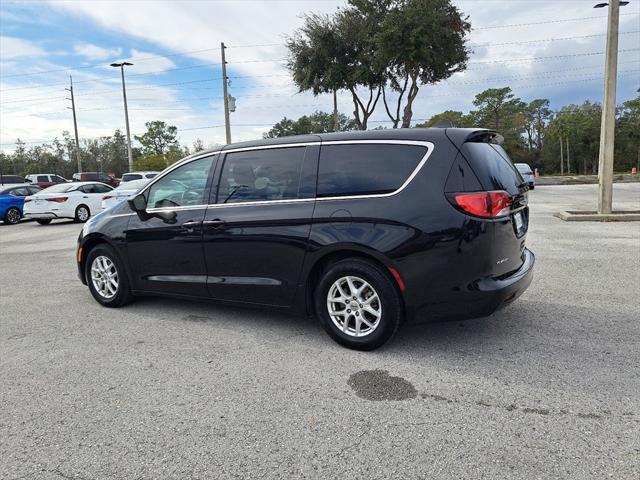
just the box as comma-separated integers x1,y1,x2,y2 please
74,42,122,61
0,36,46,60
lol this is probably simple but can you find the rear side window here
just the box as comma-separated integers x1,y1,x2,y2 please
122,174,142,182
462,143,524,195
317,144,427,197
28,186,42,194
218,147,306,203
52,175,66,182
10,187,29,196
93,184,112,193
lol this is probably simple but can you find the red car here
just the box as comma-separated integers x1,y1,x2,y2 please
24,174,69,189
72,172,120,187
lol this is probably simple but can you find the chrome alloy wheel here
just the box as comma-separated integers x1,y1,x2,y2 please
327,276,382,337
6,208,20,224
91,255,119,299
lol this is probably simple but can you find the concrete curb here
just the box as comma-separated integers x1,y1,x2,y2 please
554,210,640,222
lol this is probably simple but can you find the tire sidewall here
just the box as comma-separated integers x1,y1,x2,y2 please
315,259,403,350
75,205,90,223
85,244,131,307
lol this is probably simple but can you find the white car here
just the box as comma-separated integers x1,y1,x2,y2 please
101,178,150,210
121,171,159,183
514,163,535,190
23,181,113,225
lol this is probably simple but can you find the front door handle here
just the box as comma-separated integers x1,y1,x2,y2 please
182,220,202,232
203,219,226,229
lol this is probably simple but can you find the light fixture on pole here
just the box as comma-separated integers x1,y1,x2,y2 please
593,0,630,214
110,61,134,172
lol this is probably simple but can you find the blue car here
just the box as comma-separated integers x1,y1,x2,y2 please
0,184,42,224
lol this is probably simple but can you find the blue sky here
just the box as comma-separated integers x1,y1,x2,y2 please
1,0,639,152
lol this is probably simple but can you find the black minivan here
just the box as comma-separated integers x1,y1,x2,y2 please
77,128,534,350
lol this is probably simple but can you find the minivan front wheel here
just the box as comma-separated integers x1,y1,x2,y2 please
315,259,403,350
85,244,133,307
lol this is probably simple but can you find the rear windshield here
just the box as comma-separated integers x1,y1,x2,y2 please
122,174,142,181
40,183,76,193
462,143,524,194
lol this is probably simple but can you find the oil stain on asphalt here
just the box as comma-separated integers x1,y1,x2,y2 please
348,369,418,401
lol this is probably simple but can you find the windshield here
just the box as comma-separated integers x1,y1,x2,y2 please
39,183,77,194
515,164,532,174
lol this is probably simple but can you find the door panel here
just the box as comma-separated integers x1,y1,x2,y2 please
203,145,318,306
124,155,217,296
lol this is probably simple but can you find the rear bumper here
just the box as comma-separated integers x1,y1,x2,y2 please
409,248,535,323
24,212,70,219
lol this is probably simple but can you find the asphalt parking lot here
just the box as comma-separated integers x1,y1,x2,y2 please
1,183,639,479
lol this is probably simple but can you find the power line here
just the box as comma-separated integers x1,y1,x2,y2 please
473,12,638,30
3,12,638,82
469,30,640,48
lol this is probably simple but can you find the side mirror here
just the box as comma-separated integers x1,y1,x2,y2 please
128,193,147,212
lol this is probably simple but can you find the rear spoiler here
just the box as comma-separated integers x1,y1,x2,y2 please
444,128,504,150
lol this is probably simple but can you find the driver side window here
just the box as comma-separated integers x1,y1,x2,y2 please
147,156,214,209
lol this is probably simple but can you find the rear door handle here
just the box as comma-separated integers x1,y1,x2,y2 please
203,219,226,229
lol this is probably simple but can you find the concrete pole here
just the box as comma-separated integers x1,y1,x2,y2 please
119,66,134,172
597,0,620,214
221,42,232,144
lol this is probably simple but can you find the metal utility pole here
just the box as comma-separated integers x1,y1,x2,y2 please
221,42,232,144
110,61,134,172
65,76,82,173
595,0,626,214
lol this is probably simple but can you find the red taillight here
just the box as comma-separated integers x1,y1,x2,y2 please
449,191,512,218
45,197,68,203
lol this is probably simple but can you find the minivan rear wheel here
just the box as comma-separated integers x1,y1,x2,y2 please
315,259,403,351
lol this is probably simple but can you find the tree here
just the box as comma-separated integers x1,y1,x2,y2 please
524,99,552,151
415,110,473,128
192,138,205,153
134,121,178,156
616,91,640,172
286,12,384,130
372,0,471,127
264,111,356,138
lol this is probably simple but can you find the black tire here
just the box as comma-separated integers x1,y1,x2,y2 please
314,258,403,351
75,204,90,223
36,219,52,225
4,207,21,225
85,244,134,307
529,185,535,190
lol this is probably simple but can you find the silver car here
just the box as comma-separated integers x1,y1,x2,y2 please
515,163,535,190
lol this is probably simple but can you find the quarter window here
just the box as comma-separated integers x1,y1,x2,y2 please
147,156,214,208
317,144,427,197
218,147,306,203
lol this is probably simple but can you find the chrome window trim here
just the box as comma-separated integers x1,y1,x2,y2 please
140,139,434,211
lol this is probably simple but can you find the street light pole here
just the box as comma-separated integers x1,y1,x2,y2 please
594,1,627,214
110,61,134,172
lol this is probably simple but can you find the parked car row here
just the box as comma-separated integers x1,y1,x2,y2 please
1,171,159,189
2,178,151,225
